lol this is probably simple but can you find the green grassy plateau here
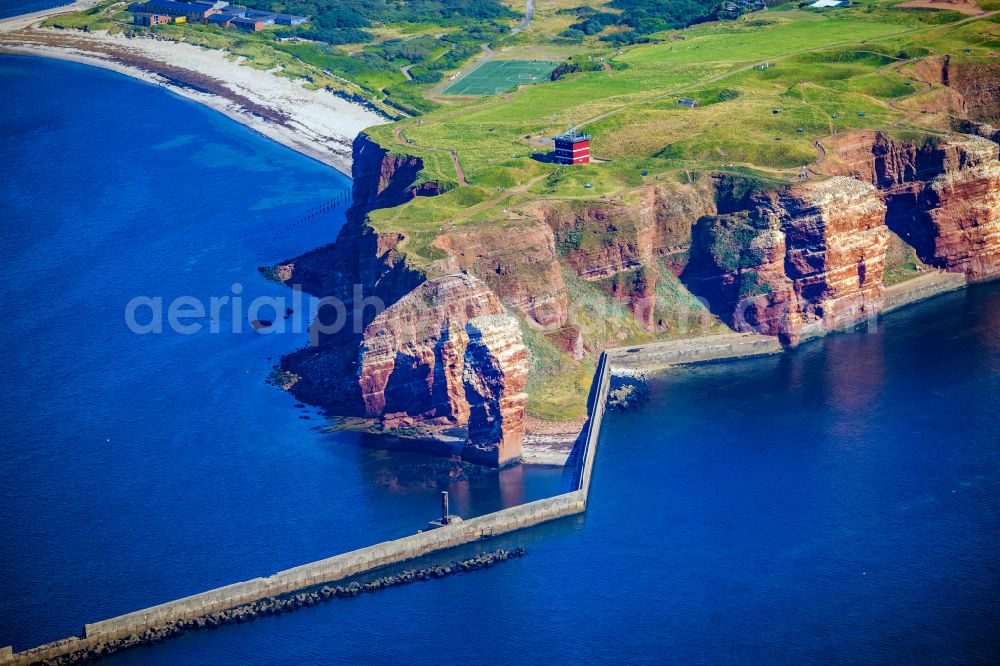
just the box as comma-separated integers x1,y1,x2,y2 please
39,0,999,421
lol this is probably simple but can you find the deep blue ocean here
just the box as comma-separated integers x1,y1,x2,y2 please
0,54,567,655
2,55,999,664
0,0,69,19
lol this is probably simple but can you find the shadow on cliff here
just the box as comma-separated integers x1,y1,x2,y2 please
384,351,434,417
677,214,745,330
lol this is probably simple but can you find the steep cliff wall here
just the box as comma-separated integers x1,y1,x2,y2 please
684,132,1000,343
683,177,888,343
824,132,1000,281
433,221,569,330
358,274,527,466
272,136,531,466
540,181,715,281
912,56,1000,123
349,132,445,213
535,180,717,334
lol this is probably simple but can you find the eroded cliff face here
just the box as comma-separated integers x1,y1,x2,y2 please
272,138,530,466
912,56,1000,123
535,180,717,333
683,132,1000,343
358,274,527,466
824,132,1000,281
273,125,1000,463
350,132,445,213
683,177,888,343
433,221,569,330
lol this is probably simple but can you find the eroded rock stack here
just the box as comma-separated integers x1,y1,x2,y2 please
359,274,528,466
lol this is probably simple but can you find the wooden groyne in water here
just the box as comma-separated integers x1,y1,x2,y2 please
2,355,613,666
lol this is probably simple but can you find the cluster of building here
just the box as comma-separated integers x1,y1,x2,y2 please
129,0,307,31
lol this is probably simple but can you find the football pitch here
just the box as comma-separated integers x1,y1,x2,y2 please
441,60,559,96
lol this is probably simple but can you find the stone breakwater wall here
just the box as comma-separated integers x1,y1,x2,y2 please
577,352,610,498
24,549,527,666
882,271,968,312
607,332,783,371
2,357,612,666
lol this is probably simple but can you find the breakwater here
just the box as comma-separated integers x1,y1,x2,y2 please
31,549,527,666
882,271,967,312
0,272,978,665
2,354,612,666
608,332,783,372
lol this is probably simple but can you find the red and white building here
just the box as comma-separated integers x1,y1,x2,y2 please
552,131,591,165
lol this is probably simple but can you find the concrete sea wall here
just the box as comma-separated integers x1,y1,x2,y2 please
607,332,783,372
3,356,612,666
882,271,967,312
1,271,979,665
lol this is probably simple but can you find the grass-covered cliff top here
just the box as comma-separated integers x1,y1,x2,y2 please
358,0,999,421
365,0,999,259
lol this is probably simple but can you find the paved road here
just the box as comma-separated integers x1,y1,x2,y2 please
512,0,534,35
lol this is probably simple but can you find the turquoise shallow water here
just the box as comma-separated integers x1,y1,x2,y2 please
2,54,999,664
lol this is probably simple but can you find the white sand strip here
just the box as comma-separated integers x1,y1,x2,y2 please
0,28,387,173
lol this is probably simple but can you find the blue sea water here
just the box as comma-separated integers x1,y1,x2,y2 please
0,55,566,654
2,54,1000,664
0,0,69,19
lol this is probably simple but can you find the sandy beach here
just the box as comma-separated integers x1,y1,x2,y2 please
0,18,386,174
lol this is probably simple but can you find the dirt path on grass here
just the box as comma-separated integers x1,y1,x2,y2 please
451,151,469,185
573,10,999,132
512,0,535,35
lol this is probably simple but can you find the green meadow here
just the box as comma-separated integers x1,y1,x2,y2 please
356,3,998,418
368,4,997,206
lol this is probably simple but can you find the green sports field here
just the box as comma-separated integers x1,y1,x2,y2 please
442,60,559,95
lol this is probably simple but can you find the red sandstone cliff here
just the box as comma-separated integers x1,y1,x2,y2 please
823,132,1000,281
358,274,527,466
911,56,1000,122
272,125,1000,463
532,180,716,334
433,221,569,330
273,136,530,466
683,177,888,343
350,132,446,212
683,132,1000,343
